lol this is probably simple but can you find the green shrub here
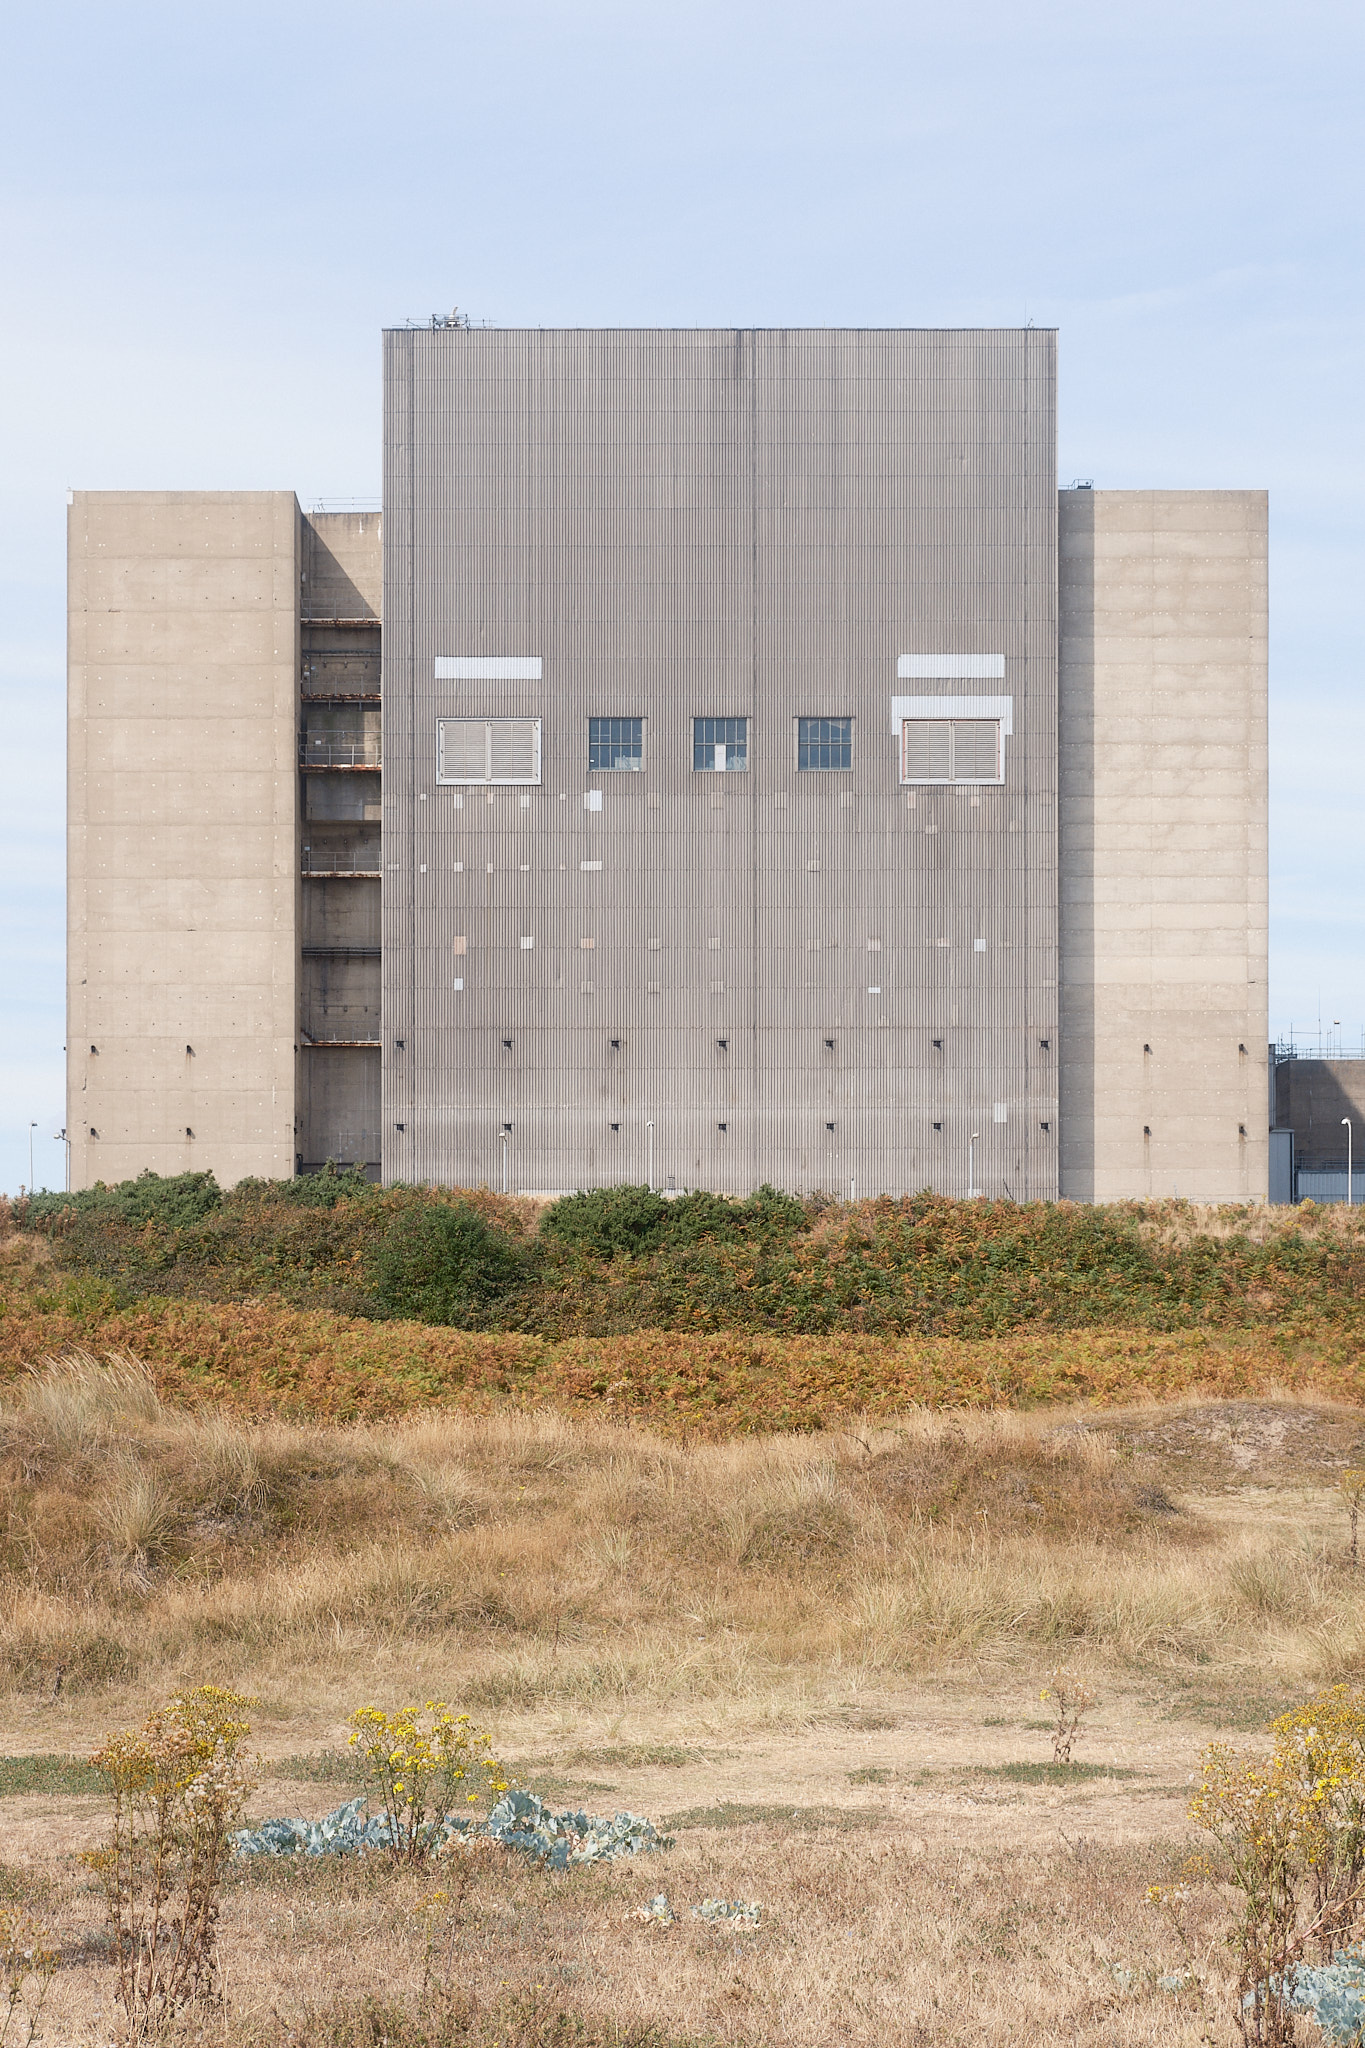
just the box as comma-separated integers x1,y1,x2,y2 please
669,1183,807,1243
28,1169,222,1230
234,1164,377,1210
369,1203,526,1324
540,1185,671,1259
540,1182,808,1260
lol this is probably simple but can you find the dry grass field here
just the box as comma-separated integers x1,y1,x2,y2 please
4,1352,1365,2042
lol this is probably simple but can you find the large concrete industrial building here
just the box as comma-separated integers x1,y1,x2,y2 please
66,325,1269,1202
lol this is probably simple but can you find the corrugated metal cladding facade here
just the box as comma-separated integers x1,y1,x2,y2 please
382,327,1059,1198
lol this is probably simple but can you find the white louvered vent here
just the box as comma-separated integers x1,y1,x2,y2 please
955,720,1000,779
903,720,952,781
900,716,1002,784
437,718,542,785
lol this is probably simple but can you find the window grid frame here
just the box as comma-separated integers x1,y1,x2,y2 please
587,715,645,773
796,715,854,772
692,716,749,773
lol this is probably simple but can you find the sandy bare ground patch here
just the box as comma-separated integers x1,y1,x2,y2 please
0,1683,1297,2045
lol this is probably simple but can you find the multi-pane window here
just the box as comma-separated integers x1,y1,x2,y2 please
901,718,1002,784
436,717,542,784
588,717,644,771
693,717,749,772
797,717,852,771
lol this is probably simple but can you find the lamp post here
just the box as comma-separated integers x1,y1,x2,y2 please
967,1131,981,1200
54,1130,69,1193
1345,1118,1354,1208
646,1120,655,1194
499,1130,510,1195
28,1122,36,1195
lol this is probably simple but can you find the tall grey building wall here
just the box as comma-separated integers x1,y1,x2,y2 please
1057,489,1269,1201
382,327,1059,1198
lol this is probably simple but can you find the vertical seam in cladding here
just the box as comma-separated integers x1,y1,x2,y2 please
1022,327,1033,1188
406,340,416,1154
749,329,760,1186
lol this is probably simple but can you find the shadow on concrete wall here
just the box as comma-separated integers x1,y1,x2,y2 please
300,1047,381,1170
1274,1059,1365,1168
1058,487,1096,1197
302,516,381,621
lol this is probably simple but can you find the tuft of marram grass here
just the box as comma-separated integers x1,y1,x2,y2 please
14,1347,162,1453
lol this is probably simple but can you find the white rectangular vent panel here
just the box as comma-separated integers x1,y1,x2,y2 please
435,657,542,680
897,654,1005,679
437,718,542,785
955,721,1001,779
903,721,952,781
901,718,1002,785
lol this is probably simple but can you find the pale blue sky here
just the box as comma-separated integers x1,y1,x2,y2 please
2,0,1361,1192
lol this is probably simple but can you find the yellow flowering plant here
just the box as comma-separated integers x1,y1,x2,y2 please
83,1685,255,2038
347,1702,507,1866
1190,1744,1306,2047
1188,1685,1365,2047
1267,1686,1365,1951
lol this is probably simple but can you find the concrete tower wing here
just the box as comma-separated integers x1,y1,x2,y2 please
1058,488,1269,1202
66,492,384,1190
67,491,302,1188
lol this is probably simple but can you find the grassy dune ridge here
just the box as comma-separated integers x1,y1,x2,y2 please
2,1264,1365,1432
11,1173,1365,1342
5,1176,1365,1433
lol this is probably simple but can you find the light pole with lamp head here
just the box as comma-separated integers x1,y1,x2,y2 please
1344,1118,1354,1207
54,1130,69,1194
967,1131,981,1200
646,1120,655,1194
499,1128,510,1195
28,1121,37,1195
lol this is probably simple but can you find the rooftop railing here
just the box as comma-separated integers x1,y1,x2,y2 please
1273,1029,1365,1063
301,846,382,875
